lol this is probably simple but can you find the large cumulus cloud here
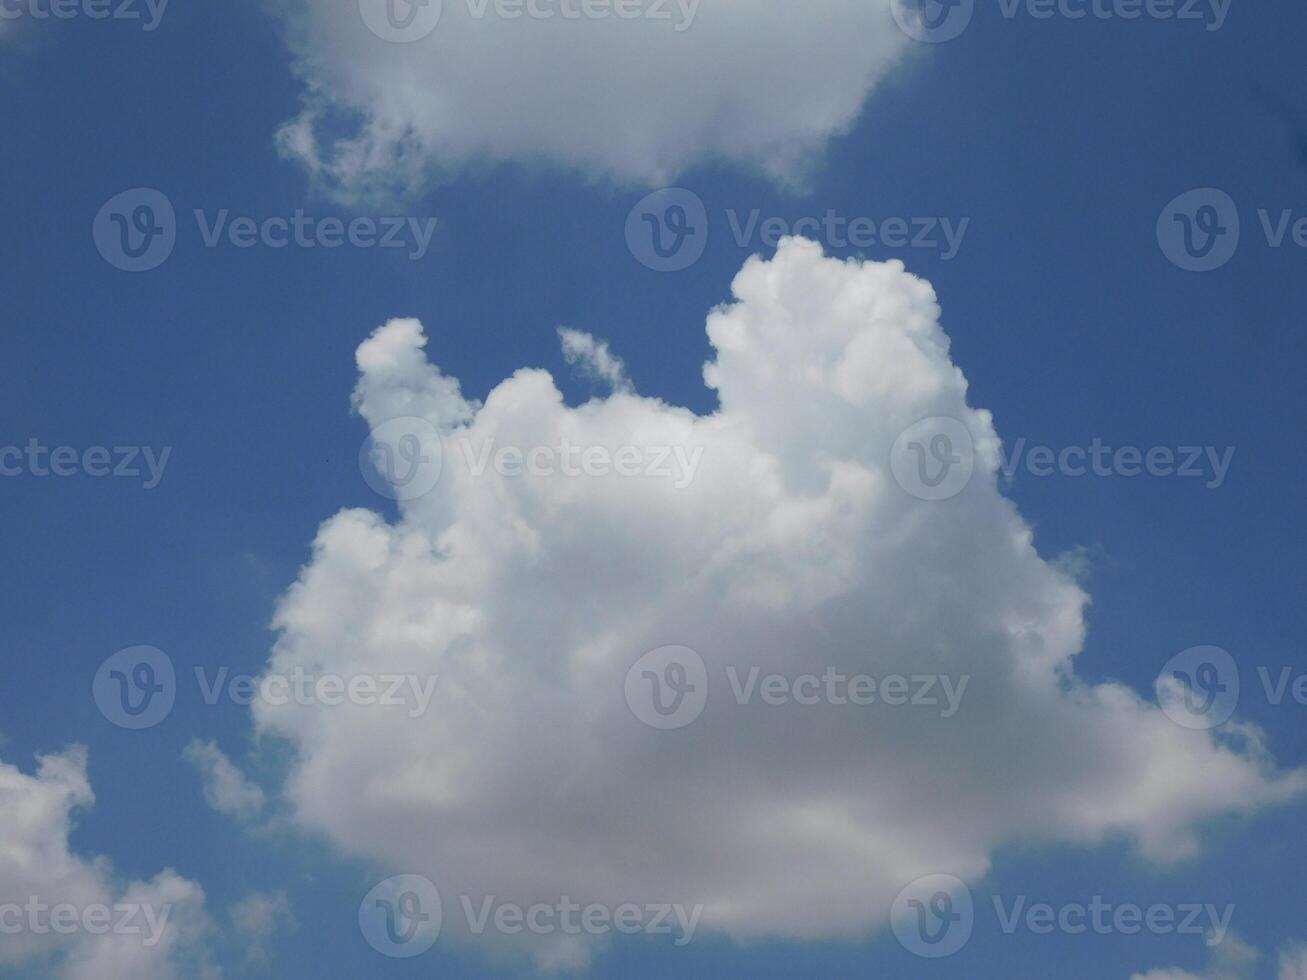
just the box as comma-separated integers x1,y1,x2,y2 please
271,0,911,203
255,239,1303,967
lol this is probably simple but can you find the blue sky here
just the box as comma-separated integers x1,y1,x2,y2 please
2,1,1307,977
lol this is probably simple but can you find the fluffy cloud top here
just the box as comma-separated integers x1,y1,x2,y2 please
0,747,214,979
272,0,911,203
255,239,1303,967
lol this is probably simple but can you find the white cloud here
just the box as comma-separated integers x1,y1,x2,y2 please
254,239,1305,968
184,739,266,822
271,0,911,203
1130,933,1307,980
557,326,631,392
229,891,295,968
0,747,215,979
1279,944,1307,980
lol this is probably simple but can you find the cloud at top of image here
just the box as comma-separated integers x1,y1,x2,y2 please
250,238,1305,969
272,0,912,204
